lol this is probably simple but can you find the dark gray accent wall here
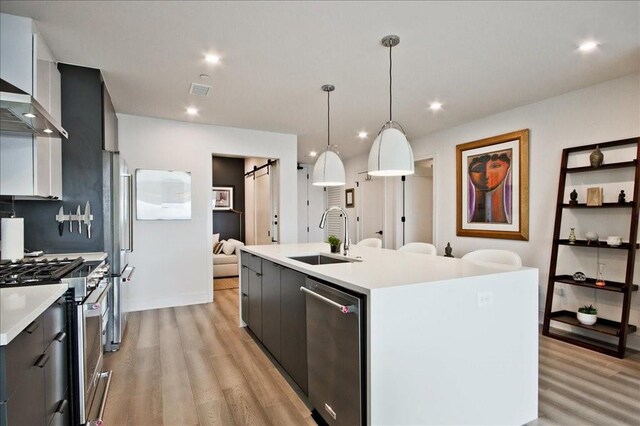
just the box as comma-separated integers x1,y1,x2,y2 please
15,65,105,253
212,156,245,242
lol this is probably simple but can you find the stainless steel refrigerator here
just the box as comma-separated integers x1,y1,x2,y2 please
103,151,135,351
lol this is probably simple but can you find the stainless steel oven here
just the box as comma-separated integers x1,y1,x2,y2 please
76,277,112,425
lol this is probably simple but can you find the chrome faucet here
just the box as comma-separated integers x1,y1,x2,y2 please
319,206,350,256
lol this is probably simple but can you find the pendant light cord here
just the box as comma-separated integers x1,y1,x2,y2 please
389,43,393,122
327,89,331,147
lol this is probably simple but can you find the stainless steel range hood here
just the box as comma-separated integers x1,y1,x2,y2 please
0,79,68,139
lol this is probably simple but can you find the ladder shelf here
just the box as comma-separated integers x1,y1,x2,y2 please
542,137,639,358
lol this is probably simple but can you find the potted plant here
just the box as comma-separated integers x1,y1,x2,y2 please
577,304,598,325
328,235,341,254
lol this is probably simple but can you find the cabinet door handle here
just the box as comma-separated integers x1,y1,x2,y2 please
55,331,66,342
241,293,248,297
35,353,50,368
55,399,68,414
25,321,40,334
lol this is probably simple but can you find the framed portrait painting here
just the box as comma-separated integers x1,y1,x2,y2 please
456,129,529,240
212,186,233,211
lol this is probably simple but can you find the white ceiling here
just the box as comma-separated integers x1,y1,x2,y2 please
2,1,638,162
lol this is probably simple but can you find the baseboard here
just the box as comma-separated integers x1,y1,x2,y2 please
125,291,213,312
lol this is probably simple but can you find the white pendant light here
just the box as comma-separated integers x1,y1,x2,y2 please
313,84,345,186
368,35,414,177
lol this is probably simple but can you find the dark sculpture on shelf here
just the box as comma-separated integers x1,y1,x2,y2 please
569,189,578,205
572,271,586,282
618,190,626,204
590,145,604,168
444,242,454,258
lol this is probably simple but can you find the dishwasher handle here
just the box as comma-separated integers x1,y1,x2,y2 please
300,286,357,314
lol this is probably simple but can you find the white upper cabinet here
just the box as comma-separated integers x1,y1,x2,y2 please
0,13,33,94
32,26,62,124
0,13,62,124
0,132,62,199
0,14,63,199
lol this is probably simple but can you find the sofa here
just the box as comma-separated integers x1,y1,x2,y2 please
213,235,244,278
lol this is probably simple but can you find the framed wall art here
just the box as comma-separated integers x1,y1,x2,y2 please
136,169,192,220
212,186,234,210
345,188,355,208
456,129,529,240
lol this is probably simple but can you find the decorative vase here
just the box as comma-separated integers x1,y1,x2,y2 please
330,245,340,253
568,227,576,244
590,145,603,168
595,262,605,287
577,312,597,326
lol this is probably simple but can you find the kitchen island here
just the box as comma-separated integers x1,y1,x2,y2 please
239,243,538,425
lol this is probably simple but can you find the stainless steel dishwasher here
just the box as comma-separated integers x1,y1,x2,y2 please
302,278,364,426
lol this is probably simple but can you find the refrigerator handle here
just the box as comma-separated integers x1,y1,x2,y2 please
124,174,134,252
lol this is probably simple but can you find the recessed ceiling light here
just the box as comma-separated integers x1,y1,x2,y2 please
23,112,36,118
578,41,599,52
358,131,368,139
429,102,443,111
186,107,198,115
43,128,53,134
309,151,317,157
205,54,220,64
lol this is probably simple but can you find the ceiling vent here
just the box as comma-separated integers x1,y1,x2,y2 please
189,83,211,97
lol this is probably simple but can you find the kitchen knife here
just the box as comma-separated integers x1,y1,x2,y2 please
57,206,64,236
76,205,82,234
84,201,92,239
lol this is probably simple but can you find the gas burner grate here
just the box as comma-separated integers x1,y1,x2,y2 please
0,257,84,286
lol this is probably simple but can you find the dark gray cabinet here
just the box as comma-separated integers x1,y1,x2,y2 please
241,251,308,395
44,329,68,425
280,268,308,394
261,261,281,361
242,251,263,340
0,296,69,426
240,265,250,325
248,269,263,340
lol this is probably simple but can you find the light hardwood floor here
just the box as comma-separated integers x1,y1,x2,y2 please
214,277,239,291
103,290,640,426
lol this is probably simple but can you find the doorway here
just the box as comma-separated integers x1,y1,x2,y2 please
356,173,385,246
397,157,435,248
244,157,279,245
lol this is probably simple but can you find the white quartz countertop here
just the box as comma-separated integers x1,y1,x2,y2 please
0,284,68,345
36,252,108,262
241,243,531,294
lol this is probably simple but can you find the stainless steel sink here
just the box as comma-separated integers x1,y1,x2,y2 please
288,254,359,265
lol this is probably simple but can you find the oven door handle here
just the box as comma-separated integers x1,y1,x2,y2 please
84,281,112,312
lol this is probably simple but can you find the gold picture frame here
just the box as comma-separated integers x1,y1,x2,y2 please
456,129,529,240
586,187,603,206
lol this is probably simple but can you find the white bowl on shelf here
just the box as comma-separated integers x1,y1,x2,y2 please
577,312,597,326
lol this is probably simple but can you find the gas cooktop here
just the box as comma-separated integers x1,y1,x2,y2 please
0,257,85,286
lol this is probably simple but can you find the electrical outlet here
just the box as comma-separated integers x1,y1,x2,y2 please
477,291,493,307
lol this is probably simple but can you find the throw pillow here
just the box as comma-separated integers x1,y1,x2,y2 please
213,241,225,254
222,240,236,256
227,238,245,254
213,233,220,244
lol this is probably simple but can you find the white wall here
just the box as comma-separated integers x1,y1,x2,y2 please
118,114,297,311
344,73,640,348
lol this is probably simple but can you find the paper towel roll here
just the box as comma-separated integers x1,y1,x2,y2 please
1,218,24,261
